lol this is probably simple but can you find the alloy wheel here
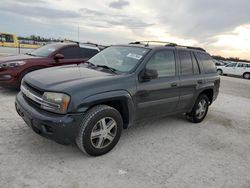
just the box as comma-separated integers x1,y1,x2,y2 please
90,117,117,149
196,99,208,119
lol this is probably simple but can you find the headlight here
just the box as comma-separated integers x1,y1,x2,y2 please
41,92,70,114
1,61,26,68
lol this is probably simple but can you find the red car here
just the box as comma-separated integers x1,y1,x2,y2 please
0,42,100,89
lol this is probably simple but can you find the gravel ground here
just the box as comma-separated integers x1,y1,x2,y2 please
0,76,250,188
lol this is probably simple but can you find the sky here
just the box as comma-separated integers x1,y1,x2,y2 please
1,0,250,59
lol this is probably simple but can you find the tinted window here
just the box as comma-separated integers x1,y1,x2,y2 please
198,53,217,73
146,50,176,78
59,47,80,59
179,51,193,75
80,48,98,58
238,63,250,68
192,53,200,74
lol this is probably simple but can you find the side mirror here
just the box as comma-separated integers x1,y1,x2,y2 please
54,54,64,62
140,68,158,81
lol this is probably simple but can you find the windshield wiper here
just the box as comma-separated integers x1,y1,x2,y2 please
96,65,117,73
85,61,96,67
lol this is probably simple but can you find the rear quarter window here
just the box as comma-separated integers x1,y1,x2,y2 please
198,53,217,74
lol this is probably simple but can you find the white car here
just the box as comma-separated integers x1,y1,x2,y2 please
217,62,250,79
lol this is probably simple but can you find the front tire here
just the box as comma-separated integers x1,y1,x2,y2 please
217,69,223,75
76,105,123,156
187,94,209,123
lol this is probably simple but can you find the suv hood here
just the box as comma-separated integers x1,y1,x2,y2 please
24,65,116,91
0,54,40,63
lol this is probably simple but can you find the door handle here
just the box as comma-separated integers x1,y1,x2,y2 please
197,80,203,84
171,83,178,87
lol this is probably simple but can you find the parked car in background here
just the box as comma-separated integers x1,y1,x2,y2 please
16,41,220,156
217,62,250,79
0,42,100,89
213,59,229,67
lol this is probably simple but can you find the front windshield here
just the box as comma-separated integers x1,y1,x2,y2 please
29,43,62,57
88,46,149,73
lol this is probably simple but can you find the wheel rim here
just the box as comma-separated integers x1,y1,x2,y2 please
217,70,222,75
244,73,250,79
196,99,208,119
90,117,117,149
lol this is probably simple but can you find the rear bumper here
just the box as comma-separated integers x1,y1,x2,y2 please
15,92,84,144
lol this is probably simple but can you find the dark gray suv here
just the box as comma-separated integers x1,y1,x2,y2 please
15,41,220,156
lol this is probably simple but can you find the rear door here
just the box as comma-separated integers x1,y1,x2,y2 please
236,63,248,76
177,50,203,110
135,49,180,119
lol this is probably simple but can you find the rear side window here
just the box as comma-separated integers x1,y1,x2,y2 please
146,50,176,78
198,53,217,73
80,48,99,59
237,63,250,68
59,47,80,59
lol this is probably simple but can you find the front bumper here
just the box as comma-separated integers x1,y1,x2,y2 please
0,70,19,88
15,92,84,144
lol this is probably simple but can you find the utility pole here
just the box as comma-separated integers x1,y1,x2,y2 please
77,25,79,42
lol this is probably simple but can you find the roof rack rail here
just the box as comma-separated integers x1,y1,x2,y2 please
129,41,206,52
129,41,177,47
176,45,206,52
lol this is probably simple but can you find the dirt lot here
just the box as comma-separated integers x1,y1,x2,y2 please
0,76,249,188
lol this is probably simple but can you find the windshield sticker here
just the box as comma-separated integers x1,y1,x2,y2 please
127,53,143,60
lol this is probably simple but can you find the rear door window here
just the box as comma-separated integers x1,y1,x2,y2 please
192,53,200,74
179,51,193,75
58,47,80,59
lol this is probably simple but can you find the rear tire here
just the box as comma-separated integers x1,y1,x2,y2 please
76,105,123,156
243,72,250,79
187,94,209,123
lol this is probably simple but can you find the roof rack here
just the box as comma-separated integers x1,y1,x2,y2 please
129,41,177,47
129,41,206,52
176,45,206,52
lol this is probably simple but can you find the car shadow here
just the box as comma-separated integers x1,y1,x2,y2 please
0,87,19,96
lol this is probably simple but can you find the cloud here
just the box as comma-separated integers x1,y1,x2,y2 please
109,0,129,9
1,0,250,59
79,8,153,29
0,1,81,19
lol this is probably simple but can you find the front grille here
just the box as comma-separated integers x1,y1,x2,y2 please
23,81,43,96
22,93,41,109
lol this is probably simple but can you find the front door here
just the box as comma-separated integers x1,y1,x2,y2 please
223,62,237,75
135,50,180,119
